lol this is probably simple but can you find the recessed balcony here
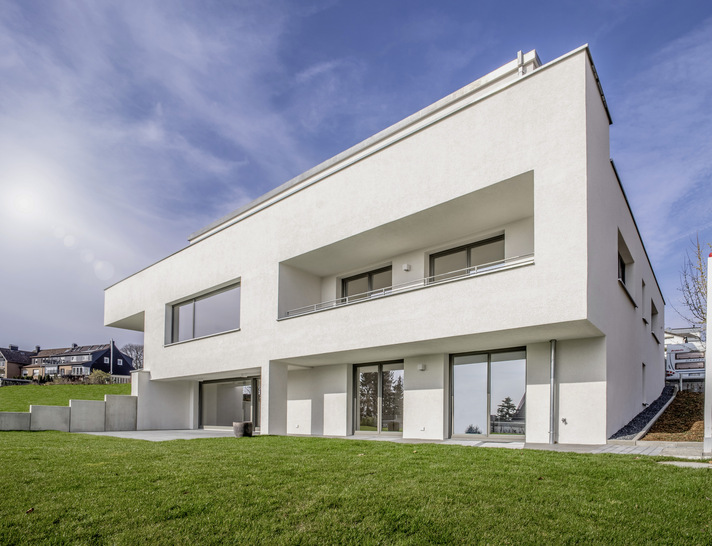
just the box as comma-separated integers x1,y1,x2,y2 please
280,253,534,319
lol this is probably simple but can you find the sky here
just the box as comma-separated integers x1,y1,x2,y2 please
1,0,711,351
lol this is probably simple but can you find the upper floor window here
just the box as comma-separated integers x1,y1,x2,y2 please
104,357,110,364
342,267,392,301
171,284,241,343
430,235,504,282
617,231,634,288
617,254,626,284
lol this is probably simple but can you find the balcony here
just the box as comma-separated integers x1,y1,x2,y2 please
281,253,534,319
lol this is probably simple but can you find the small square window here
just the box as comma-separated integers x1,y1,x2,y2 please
104,357,109,364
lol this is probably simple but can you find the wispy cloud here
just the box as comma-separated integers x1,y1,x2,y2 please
611,17,712,314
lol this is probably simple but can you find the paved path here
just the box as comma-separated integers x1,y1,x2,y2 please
79,430,708,459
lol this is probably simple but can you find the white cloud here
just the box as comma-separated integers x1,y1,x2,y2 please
610,17,712,322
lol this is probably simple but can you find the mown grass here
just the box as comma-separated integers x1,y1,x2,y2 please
0,384,131,412
1,433,711,544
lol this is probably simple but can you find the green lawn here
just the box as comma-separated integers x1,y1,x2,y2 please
0,384,131,412
1,434,710,544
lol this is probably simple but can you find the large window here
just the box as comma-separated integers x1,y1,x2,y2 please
342,267,392,301
451,349,526,437
355,362,404,434
430,235,504,282
200,378,260,428
171,284,241,343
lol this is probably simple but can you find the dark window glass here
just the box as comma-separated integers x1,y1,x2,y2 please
343,274,369,300
342,267,392,300
430,235,504,281
194,286,241,339
432,249,467,281
618,254,626,283
172,285,240,343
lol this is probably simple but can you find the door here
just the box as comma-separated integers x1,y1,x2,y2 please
354,362,404,434
451,349,526,437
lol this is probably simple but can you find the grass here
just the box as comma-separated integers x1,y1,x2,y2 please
644,391,704,442
0,384,131,412
1,434,711,544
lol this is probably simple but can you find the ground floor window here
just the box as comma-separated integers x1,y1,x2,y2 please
354,361,403,433
451,349,526,437
200,377,260,429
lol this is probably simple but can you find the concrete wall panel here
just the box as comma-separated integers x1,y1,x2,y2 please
69,399,106,432
30,405,70,432
0,412,30,431
105,395,137,431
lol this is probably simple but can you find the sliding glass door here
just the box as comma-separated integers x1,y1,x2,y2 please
451,349,525,437
355,362,404,434
200,377,260,429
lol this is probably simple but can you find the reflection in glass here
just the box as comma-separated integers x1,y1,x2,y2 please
371,269,392,292
452,354,488,435
381,363,404,432
432,249,467,281
172,301,194,342
357,366,379,431
201,377,260,427
469,239,504,270
194,286,241,338
344,275,369,301
490,351,526,434
172,285,240,342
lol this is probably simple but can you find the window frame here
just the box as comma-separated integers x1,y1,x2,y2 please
429,234,505,280
169,283,242,345
341,266,392,299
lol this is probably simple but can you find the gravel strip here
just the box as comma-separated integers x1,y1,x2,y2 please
609,385,675,440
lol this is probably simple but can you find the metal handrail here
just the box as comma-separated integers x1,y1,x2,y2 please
283,253,535,318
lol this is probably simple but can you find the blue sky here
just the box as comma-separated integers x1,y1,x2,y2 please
0,1,710,350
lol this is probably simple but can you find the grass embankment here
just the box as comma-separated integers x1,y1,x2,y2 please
1,434,710,544
644,390,704,442
0,384,131,412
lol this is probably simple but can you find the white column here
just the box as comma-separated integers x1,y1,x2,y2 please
704,254,712,455
261,361,288,435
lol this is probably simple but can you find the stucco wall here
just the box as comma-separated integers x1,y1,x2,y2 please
105,50,592,384
132,370,198,430
287,364,351,436
403,354,449,440
583,58,665,438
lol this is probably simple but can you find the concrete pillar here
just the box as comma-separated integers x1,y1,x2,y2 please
704,254,712,455
261,361,288,435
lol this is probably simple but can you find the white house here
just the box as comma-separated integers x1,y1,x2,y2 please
104,45,664,445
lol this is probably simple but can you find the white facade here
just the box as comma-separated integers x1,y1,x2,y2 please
105,46,664,444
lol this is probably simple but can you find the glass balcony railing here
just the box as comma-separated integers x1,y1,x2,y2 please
282,253,534,319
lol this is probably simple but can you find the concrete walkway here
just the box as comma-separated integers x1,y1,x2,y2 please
82,429,235,441
79,429,709,459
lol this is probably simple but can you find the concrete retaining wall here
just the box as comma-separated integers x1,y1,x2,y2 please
0,412,31,431
105,395,137,431
69,400,107,432
30,405,71,432
0,395,138,432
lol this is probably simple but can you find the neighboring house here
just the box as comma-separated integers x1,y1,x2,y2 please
104,45,665,444
0,345,38,379
22,342,133,379
665,327,704,351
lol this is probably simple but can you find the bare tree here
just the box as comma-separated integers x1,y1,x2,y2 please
120,343,144,370
676,235,709,328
